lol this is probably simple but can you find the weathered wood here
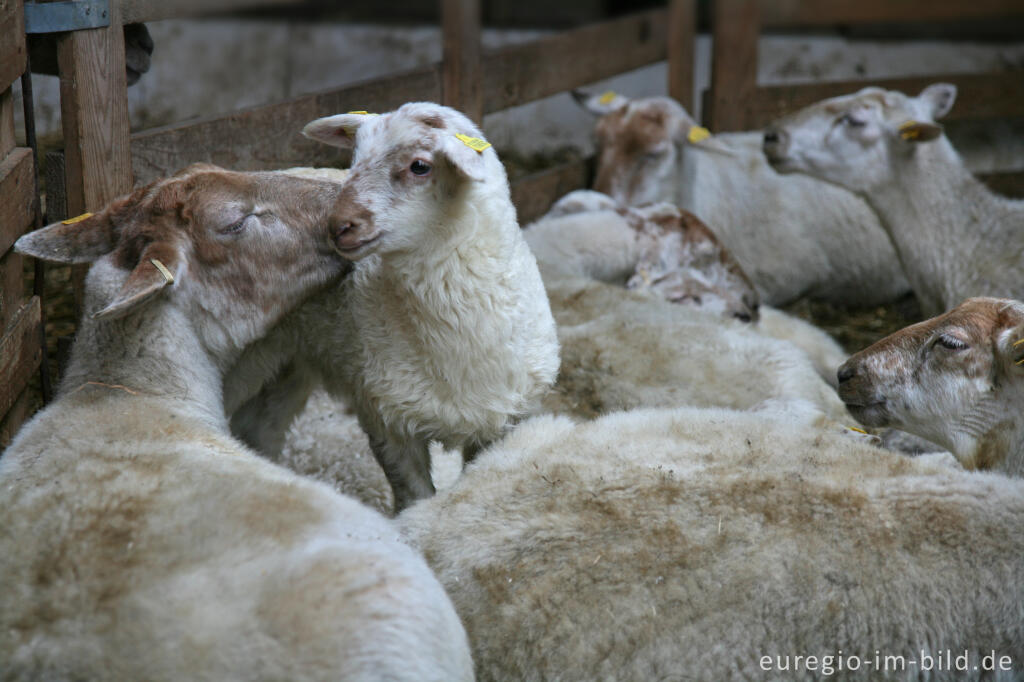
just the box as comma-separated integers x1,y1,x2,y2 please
0,249,23,334
131,64,441,185
706,0,761,131
0,383,37,452
44,149,68,222
0,0,26,93
0,297,42,420
667,0,697,112
0,148,36,256
442,0,482,123
119,0,303,24
759,0,1024,27
0,87,15,156
481,9,668,114
510,158,593,225
738,71,1024,130
57,4,133,313
979,170,1024,199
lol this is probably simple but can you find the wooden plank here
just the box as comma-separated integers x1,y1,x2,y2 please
667,0,697,112
119,0,303,24
481,9,668,114
0,148,36,256
442,0,482,122
0,0,26,92
0,384,37,452
510,158,592,225
0,297,42,420
739,72,1024,130
979,170,1024,199
759,0,1024,28
0,248,23,334
130,64,441,185
706,0,761,131
0,87,15,157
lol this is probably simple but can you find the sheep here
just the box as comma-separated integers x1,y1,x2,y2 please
525,191,849,389
1,165,473,681
224,102,560,512
764,83,1024,317
524,191,760,323
837,296,1024,476
399,404,1024,681
574,90,909,306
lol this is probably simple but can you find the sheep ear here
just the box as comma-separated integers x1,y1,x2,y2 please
302,113,374,149
896,120,944,143
998,323,1024,373
572,89,629,116
918,83,957,120
15,212,117,263
439,132,490,182
94,243,183,320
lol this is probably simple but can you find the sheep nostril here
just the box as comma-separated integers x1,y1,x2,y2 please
763,129,780,145
837,364,856,384
331,221,357,241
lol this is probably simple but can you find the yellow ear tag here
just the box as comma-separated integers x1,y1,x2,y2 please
62,212,93,225
346,111,377,116
899,121,922,140
598,91,618,106
846,426,869,435
1013,338,1024,348
150,258,175,284
687,126,712,143
455,133,492,153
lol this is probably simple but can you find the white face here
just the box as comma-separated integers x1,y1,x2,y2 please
763,84,956,193
837,297,1024,467
303,103,498,261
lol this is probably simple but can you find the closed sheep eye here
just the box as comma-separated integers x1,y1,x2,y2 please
410,159,432,176
935,334,968,351
838,113,866,128
221,214,255,235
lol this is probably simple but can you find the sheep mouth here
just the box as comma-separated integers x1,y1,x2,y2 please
333,232,383,259
843,400,890,427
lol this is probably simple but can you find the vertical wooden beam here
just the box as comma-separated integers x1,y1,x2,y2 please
667,0,696,113
441,0,482,123
56,5,133,313
705,0,760,131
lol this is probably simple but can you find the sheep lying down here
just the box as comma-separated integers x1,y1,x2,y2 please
399,405,1023,681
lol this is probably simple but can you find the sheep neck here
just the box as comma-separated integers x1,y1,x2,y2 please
867,139,1014,315
946,385,1024,476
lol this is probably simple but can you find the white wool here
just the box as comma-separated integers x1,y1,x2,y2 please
399,405,1024,681
756,305,848,388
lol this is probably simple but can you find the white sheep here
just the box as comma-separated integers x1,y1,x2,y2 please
764,83,1024,317
399,404,1024,681
2,165,473,681
225,102,560,511
837,296,1024,476
574,91,909,306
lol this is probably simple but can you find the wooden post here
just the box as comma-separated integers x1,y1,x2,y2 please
667,0,696,113
705,0,760,131
441,0,483,123
55,3,133,314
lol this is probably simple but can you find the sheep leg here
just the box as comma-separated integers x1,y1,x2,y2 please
229,361,317,458
368,434,435,512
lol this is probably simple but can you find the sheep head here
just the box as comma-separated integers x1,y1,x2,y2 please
837,297,1024,473
763,83,957,193
16,164,347,353
303,102,504,260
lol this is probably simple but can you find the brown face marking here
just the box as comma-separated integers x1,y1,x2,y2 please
593,103,674,196
418,114,446,129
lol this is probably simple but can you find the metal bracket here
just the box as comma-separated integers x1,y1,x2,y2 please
24,0,111,34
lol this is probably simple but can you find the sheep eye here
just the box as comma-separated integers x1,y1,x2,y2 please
222,214,253,234
410,160,432,176
839,113,865,128
935,334,968,351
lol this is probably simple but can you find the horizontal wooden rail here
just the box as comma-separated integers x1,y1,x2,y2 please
119,0,303,24
131,9,669,183
706,71,1024,131
759,0,1024,27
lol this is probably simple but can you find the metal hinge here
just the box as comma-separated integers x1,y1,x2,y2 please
24,0,111,34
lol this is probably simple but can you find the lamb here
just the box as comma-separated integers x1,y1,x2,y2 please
399,404,1024,681
574,90,909,306
838,296,1024,476
764,83,1024,317
225,102,560,511
1,165,473,681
